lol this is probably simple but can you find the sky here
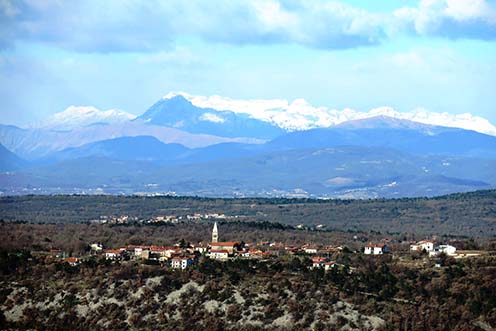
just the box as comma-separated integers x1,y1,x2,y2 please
0,0,495,127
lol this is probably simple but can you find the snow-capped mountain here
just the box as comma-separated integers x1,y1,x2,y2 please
136,95,284,139
4,91,496,162
28,92,496,137
164,92,496,136
36,106,137,130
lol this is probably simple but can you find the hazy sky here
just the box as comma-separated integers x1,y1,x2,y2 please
1,0,495,126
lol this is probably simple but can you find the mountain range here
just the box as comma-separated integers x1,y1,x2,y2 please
1,93,495,198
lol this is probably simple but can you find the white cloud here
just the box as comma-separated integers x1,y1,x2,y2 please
444,0,494,21
4,0,494,52
0,0,19,17
164,92,496,136
394,0,496,38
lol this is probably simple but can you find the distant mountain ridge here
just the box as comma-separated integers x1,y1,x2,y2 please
39,105,136,130
168,91,496,136
136,95,285,139
1,92,496,198
267,116,496,159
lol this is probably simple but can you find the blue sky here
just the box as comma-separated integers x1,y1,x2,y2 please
1,0,495,126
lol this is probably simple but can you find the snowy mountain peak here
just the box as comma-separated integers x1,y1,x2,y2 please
37,106,137,130
163,92,496,136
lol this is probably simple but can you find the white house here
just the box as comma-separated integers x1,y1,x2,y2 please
90,243,103,252
170,256,195,270
133,246,150,257
193,245,208,254
209,250,229,260
311,257,335,271
104,249,124,260
429,244,457,257
364,243,390,255
410,240,435,252
303,247,318,254
150,246,180,258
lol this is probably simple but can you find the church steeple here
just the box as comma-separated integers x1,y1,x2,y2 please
212,222,218,243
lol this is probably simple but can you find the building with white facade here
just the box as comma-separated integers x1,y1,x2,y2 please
364,243,390,255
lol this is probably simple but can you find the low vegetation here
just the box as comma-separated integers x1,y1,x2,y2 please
1,249,495,330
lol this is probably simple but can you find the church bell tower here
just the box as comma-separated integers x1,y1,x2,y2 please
212,222,218,243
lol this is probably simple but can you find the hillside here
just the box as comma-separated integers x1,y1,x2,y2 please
0,234,495,331
46,136,189,163
268,117,496,159
4,145,495,198
0,144,27,172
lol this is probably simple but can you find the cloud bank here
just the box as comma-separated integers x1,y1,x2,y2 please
1,0,495,52
164,92,496,136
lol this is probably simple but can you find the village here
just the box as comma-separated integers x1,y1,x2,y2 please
90,213,233,225
53,221,482,271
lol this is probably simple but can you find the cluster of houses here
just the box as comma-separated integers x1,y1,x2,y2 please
90,213,233,225
364,243,391,255
410,239,457,256
77,222,345,270
90,215,139,224
311,257,335,270
57,223,466,271
362,239,458,257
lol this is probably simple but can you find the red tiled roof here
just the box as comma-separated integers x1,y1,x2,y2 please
126,245,151,249
151,245,179,252
312,257,329,263
65,257,79,263
365,243,386,248
105,249,123,254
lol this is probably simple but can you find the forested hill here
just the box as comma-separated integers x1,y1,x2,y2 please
1,190,495,237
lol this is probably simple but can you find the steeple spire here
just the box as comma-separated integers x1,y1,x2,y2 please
212,222,218,243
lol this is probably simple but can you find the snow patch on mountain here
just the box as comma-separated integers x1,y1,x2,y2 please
164,92,496,136
199,113,225,123
37,106,137,130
